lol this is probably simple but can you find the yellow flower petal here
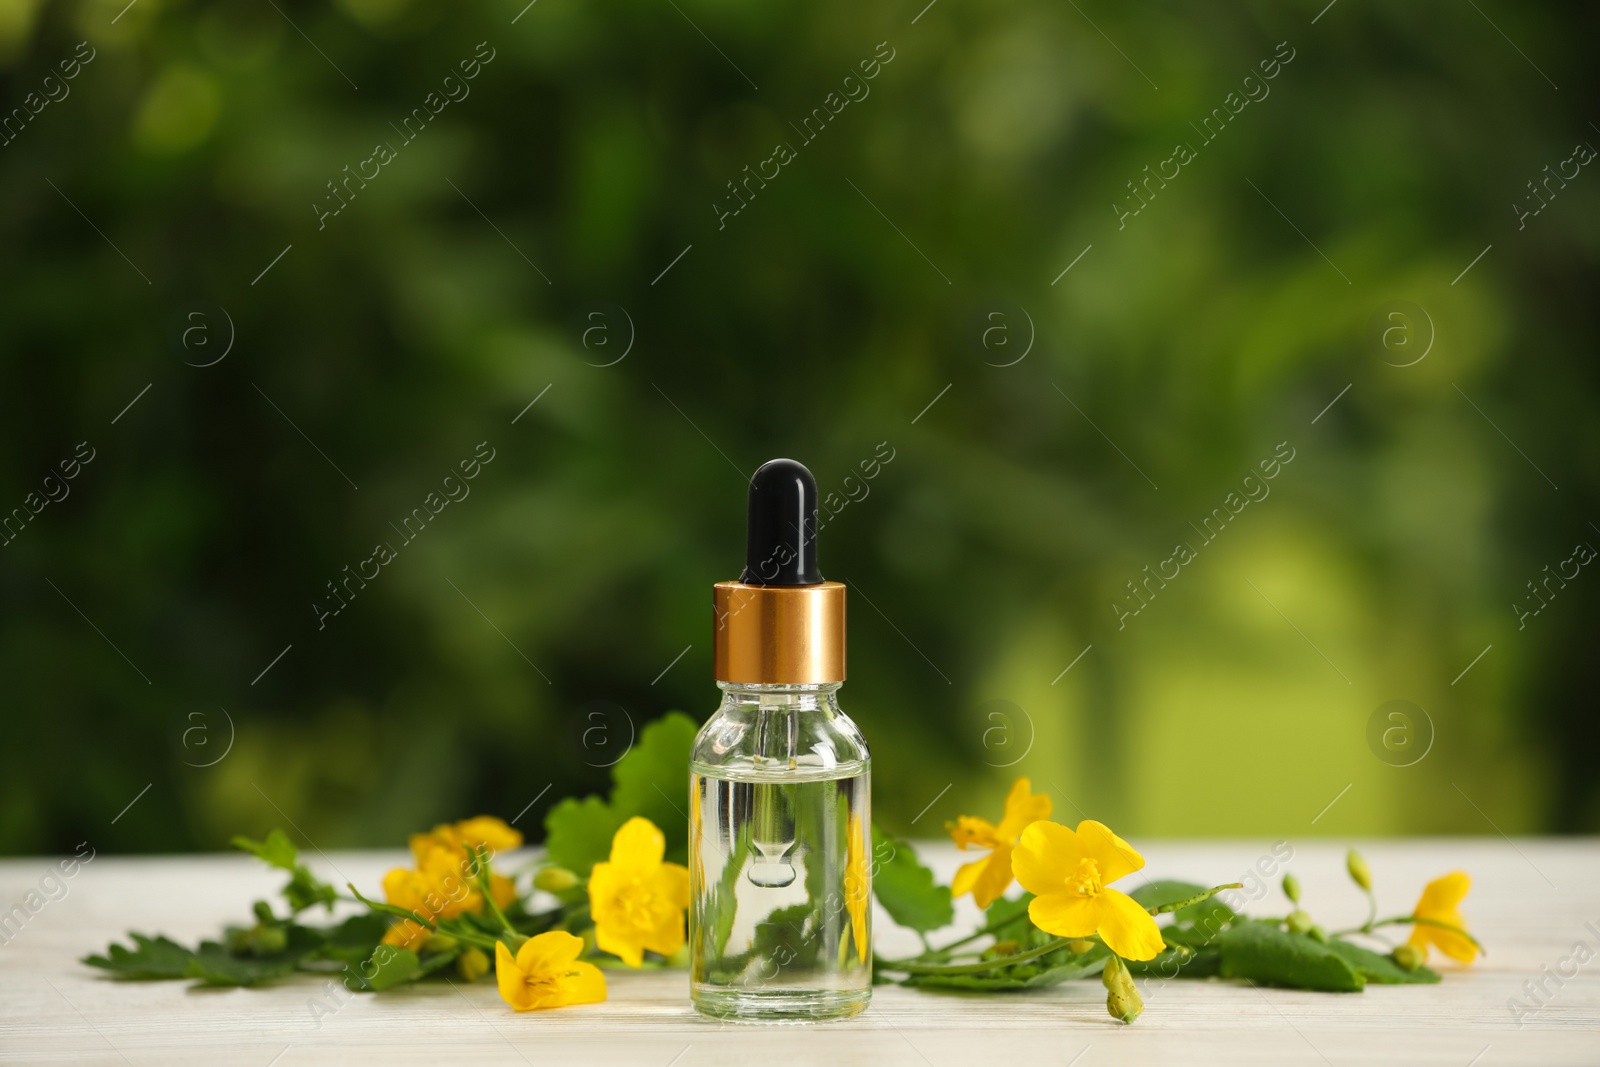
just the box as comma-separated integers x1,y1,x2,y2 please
995,778,1053,841
380,919,429,950
495,941,531,1010
408,826,454,865
1095,887,1165,961
1408,920,1477,963
589,817,690,968
950,855,990,901
1012,820,1085,896
515,929,584,973
643,917,687,958
845,813,871,963
594,917,646,968
1073,820,1145,887
610,816,666,872
948,814,1001,851
653,861,692,911
967,844,1018,910
1028,891,1100,939
1408,871,1477,964
1415,871,1470,916
496,934,608,1011
555,959,608,1007
454,815,524,854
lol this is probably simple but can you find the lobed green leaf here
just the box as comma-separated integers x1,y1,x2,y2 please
870,828,953,934
1217,921,1365,992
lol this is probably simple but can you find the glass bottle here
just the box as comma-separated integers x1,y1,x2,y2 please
688,458,871,1021
690,681,871,1020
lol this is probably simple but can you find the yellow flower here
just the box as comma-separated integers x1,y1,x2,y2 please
379,817,524,950
843,812,871,963
1011,819,1165,962
379,920,430,951
494,932,606,1011
946,777,1052,909
380,845,485,949
1407,871,1478,964
409,815,523,866
588,817,690,967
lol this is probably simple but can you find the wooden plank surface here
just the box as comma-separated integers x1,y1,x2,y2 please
1,840,1596,1065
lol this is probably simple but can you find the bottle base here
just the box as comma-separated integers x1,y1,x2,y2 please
691,986,871,1023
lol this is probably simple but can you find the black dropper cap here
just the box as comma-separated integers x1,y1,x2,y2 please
739,458,823,586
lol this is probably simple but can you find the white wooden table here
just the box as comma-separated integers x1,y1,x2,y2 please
2,840,1596,1065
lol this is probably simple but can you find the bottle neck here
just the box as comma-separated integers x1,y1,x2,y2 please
717,681,842,713
723,681,844,703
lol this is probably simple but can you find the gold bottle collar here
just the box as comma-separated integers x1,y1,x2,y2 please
712,581,846,684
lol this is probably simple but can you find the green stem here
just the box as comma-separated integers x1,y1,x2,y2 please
480,887,519,938
877,936,1075,976
1333,914,1485,954
1360,889,1378,933
433,921,503,951
1145,883,1244,916
880,913,1032,966
347,883,436,929
468,844,524,944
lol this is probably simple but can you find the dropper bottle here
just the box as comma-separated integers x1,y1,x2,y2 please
688,458,872,1021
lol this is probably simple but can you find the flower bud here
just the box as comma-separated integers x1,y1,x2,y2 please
423,933,458,953
1307,925,1329,944
1281,873,1301,904
1066,940,1096,955
1346,849,1372,891
990,940,1019,957
1286,909,1313,934
254,924,288,954
457,946,490,982
1391,944,1425,972
1102,956,1143,1024
534,866,579,893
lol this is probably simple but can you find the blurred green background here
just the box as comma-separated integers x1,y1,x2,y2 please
2,0,1596,855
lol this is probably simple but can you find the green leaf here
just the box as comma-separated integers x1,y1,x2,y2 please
358,947,424,991
1024,946,1109,987
710,820,751,958
231,829,298,870
83,934,195,980
542,711,699,874
1327,939,1441,985
870,828,953,934
313,914,388,965
231,830,337,913
1175,897,1237,942
185,945,301,986
1132,880,1238,925
902,947,1106,991
752,902,821,968
903,970,1035,991
1125,942,1222,978
1129,880,1206,910
1130,879,1238,945
184,925,323,987
416,946,463,978
608,711,698,864
1218,921,1365,992
983,892,1052,949
335,944,426,991
1138,946,1223,978
282,871,339,913
543,795,624,876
